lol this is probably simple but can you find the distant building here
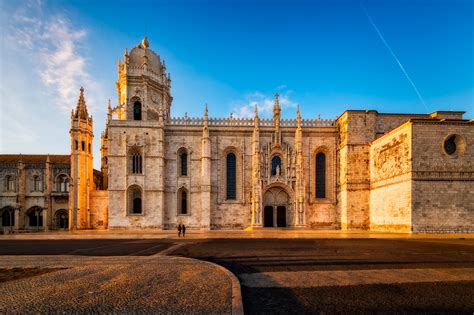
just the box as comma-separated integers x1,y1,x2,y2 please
1,37,473,232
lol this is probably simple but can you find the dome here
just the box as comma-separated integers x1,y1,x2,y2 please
127,37,163,75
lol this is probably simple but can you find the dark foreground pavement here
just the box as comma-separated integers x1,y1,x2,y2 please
1,238,474,314
168,238,474,314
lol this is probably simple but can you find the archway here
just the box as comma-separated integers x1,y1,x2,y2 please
263,186,290,228
55,209,68,229
0,207,15,227
26,206,43,229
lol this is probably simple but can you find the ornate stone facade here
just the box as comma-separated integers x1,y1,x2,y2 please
1,38,472,233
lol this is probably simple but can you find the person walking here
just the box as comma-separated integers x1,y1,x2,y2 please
182,224,186,237
178,224,182,237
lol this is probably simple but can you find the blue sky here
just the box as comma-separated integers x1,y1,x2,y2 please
0,0,473,168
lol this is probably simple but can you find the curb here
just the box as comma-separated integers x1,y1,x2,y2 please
211,261,244,315
182,257,244,315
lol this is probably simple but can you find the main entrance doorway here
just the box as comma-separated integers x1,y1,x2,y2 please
263,187,290,228
264,206,273,227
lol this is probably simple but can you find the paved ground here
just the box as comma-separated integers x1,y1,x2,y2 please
0,255,233,314
0,239,177,255
1,236,474,314
2,229,473,239
168,238,474,314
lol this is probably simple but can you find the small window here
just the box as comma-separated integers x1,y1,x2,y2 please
443,134,466,156
316,152,326,198
75,140,78,150
5,176,15,191
226,153,236,200
132,153,142,174
81,141,85,151
271,156,282,176
133,101,142,120
33,176,42,192
180,152,188,176
88,143,91,153
179,189,188,215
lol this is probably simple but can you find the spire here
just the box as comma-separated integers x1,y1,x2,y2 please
254,103,259,119
203,103,209,126
273,93,281,117
296,104,301,128
74,87,89,120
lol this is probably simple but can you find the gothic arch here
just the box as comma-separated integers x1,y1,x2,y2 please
221,146,243,202
0,206,15,227
130,96,142,121
177,147,189,177
311,146,333,202
54,209,69,229
128,146,143,174
55,173,70,192
262,184,293,228
127,185,143,215
177,186,189,215
26,206,43,228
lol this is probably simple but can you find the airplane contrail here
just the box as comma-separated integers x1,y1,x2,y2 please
360,2,428,111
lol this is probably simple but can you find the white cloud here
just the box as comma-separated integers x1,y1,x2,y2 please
231,89,298,118
6,0,101,113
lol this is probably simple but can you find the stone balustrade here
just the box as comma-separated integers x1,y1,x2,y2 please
169,116,335,127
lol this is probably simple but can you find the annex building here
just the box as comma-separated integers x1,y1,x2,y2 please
1,37,473,233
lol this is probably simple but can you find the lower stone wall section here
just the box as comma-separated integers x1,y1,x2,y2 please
90,190,108,229
412,180,474,233
369,180,412,233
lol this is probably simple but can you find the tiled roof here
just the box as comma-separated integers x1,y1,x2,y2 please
0,154,70,164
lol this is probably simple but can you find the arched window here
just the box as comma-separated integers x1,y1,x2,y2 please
178,188,188,215
75,140,78,150
226,153,236,200
0,207,15,227
271,155,282,176
129,147,143,174
27,206,43,228
56,174,69,192
180,152,188,176
128,185,142,214
5,175,15,191
316,152,326,198
88,143,91,153
81,141,85,151
133,101,142,120
33,175,42,191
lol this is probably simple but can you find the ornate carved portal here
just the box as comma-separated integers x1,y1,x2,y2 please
263,186,290,227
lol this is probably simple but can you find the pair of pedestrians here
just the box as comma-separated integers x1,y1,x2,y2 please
178,224,186,237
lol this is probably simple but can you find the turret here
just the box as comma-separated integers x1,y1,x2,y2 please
69,87,94,230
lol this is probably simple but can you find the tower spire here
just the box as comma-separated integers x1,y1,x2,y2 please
273,93,280,118
74,87,89,120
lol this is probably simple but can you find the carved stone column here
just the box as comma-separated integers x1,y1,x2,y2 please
294,107,305,227
201,105,212,229
251,105,262,227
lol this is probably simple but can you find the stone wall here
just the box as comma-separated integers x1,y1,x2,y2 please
411,121,474,232
369,122,412,232
337,111,375,229
90,190,108,229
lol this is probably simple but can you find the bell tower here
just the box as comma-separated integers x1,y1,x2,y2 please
69,87,94,230
115,36,172,123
